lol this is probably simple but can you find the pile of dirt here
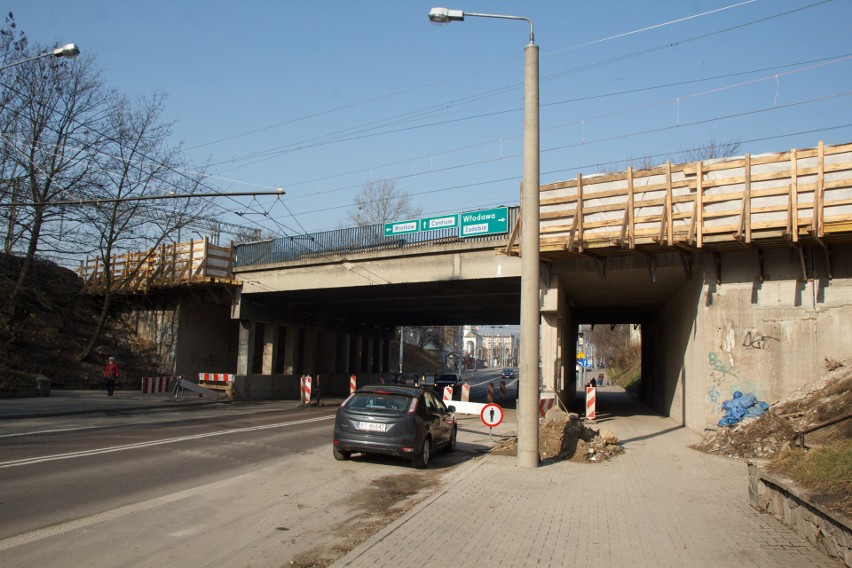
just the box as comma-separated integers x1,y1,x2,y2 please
492,407,623,463
0,253,160,391
692,359,852,459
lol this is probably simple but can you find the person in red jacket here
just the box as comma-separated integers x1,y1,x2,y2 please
103,356,120,396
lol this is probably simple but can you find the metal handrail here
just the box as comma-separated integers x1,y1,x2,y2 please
234,207,519,267
795,412,852,448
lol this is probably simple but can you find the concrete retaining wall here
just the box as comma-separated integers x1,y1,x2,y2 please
748,461,851,567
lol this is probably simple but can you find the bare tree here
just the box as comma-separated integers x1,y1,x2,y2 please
348,178,421,227
74,92,211,360
597,138,743,174
679,137,742,162
1,39,107,332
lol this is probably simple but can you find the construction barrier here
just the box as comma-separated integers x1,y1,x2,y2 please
199,373,234,383
349,374,357,395
443,386,453,402
461,383,470,402
539,397,556,417
198,372,236,400
499,380,506,402
300,375,312,405
487,382,494,403
586,386,596,420
141,376,178,399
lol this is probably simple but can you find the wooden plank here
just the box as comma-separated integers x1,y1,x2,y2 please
745,153,752,242
576,173,584,252
791,148,799,243
628,167,635,249
697,162,704,247
666,161,673,246
817,141,825,237
564,210,579,252
505,183,522,255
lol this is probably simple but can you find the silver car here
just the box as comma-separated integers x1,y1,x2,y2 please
332,385,457,468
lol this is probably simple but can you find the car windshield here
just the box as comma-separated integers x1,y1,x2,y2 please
345,392,411,413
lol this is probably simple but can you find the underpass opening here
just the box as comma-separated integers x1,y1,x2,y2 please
572,322,645,420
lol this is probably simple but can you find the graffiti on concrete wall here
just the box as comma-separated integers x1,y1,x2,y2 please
706,351,764,413
707,351,740,412
742,329,779,350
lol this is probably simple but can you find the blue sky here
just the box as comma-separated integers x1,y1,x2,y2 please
9,0,852,239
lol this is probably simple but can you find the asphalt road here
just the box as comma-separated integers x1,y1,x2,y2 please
0,397,513,567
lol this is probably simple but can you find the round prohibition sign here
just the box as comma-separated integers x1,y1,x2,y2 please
480,403,504,428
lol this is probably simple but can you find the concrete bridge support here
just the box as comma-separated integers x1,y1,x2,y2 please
650,246,852,432
540,274,573,409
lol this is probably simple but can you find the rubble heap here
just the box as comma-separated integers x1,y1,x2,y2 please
492,407,623,462
693,359,852,459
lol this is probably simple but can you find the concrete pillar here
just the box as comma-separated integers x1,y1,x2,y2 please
236,320,256,376
320,329,337,375
304,327,317,374
382,332,392,373
354,334,364,373
282,325,297,375
366,336,375,374
541,313,562,392
541,276,569,407
262,324,279,375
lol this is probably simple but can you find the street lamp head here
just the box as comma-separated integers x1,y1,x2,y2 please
52,43,80,59
428,7,464,25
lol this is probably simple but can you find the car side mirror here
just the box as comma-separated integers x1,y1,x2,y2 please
447,405,456,413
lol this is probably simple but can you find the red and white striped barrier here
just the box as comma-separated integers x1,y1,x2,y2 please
461,383,470,402
586,386,596,420
301,375,312,405
538,397,556,417
349,374,357,395
443,386,453,402
198,373,234,383
141,376,176,399
499,380,506,402
487,382,494,403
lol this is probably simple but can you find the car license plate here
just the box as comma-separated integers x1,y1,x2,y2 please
355,421,387,432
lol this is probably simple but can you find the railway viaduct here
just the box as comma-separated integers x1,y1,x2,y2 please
81,142,852,433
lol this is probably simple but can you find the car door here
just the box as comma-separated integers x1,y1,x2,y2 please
423,390,451,447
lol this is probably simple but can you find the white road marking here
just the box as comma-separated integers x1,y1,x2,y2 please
0,415,333,469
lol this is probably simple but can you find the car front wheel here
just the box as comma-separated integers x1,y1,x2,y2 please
333,446,351,461
412,437,431,469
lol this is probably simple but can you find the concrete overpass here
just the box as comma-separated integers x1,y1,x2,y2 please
86,142,852,434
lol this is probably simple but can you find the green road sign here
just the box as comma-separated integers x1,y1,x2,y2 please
384,219,419,237
420,214,458,232
459,207,509,237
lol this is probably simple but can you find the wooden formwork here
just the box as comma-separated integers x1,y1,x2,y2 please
507,141,852,256
79,238,237,294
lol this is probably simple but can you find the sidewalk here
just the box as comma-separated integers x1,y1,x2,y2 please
0,388,226,419
334,386,844,568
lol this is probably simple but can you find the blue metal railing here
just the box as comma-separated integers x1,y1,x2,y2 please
235,206,518,267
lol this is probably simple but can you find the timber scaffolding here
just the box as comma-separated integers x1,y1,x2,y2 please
78,238,237,294
506,141,852,263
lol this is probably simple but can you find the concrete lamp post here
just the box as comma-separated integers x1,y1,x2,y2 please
0,43,80,73
428,7,540,468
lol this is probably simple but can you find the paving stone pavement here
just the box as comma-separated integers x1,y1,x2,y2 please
334,388,844,568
